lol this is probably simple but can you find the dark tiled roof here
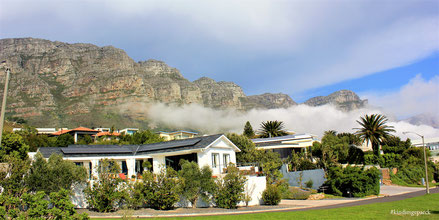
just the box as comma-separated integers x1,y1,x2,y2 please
37,134,224,158
39,147,63,158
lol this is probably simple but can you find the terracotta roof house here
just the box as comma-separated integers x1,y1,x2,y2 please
50,127,100,143
34,134,241,178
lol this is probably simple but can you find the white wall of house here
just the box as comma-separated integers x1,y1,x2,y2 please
239,176,266,206
197,140,237,175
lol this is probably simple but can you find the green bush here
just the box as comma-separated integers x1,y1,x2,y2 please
214,165,246,209
277,180,291,199
145,168,181,210
84,159,127,212
1,189,88,219
380,153,401,168
262,184,281,205
305,179,314,189
287,187,311,200
178,161,216,208
131,168,181,210
364,153,383,165
26,153,87,194
324,166,380,197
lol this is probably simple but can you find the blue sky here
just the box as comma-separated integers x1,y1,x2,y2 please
1,0,438,117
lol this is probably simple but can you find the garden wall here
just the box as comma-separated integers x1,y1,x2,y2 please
280,164,326,189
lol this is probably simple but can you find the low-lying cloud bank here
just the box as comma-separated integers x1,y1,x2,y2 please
362,74,439,119
145,103,439,140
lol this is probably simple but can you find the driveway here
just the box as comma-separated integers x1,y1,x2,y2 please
380,185,426,196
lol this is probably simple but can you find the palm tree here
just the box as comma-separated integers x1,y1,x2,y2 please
354,114,395,156
258,120,288,138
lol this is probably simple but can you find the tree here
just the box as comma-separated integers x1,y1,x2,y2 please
258,120,288,138
243,121,255,138
226,133,258,164
289,151,300,172
0,132,30,161
26,153,87,193
77,135,93,145
324,130,337,136
355,114,395,156
178,161,216,208
130,130,164,145
0,156,31,198
55,134,75,147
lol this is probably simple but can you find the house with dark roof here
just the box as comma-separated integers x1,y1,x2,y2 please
252,134,317,159
34,134,241,178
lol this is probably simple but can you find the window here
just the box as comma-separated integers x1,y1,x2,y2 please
212,153,219,168
223,154,230,167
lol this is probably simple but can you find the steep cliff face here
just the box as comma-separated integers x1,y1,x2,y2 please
304,90,368,111
0,38,299,128
242,93,297,109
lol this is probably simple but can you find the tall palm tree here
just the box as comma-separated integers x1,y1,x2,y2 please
354,114,395,156
259,120,288,138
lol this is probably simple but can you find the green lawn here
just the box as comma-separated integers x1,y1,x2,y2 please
109,193,438,220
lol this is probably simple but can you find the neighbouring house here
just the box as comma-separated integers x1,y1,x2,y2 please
33,134,240,177
95,131,121,141
94,127,111,132
119,128,139,135
158,131,198,141
13,127,68,134
252,134,317,159
50,127,99,143
412,137,439,163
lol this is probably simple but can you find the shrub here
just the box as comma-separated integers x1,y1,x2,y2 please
277,180,291,199
84,159,127,212
324,166,380,197
26,153,87,194
380,153,401,168
287,187,311,200
134,168,181,210
305,179,314,189
1,189,88,219
214,165,246,209
178,161,215,208
262,184,281,205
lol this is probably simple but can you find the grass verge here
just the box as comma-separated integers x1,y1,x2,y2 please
94,193,438,219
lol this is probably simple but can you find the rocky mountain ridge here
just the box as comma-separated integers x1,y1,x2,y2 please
0,38,367,128
304,90,368,111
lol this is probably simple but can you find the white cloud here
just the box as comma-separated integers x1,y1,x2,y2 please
362,75,439,119
139,103,439,139
1,0,438,93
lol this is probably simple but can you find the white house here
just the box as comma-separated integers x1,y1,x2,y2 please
412,137,439,163
252,134,317,159
35,134,240,177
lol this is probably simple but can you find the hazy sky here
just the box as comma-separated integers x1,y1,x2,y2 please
1,0,438,117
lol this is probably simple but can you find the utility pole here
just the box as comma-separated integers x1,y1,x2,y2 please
0,67,11,149
403,131,430,194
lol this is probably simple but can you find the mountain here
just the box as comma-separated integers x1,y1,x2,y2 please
0,38,299,128
0,38,367,128
304,90,368,111
403,113,439,128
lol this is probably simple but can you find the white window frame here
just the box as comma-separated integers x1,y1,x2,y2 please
223,153,230,167
212,153,219,168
